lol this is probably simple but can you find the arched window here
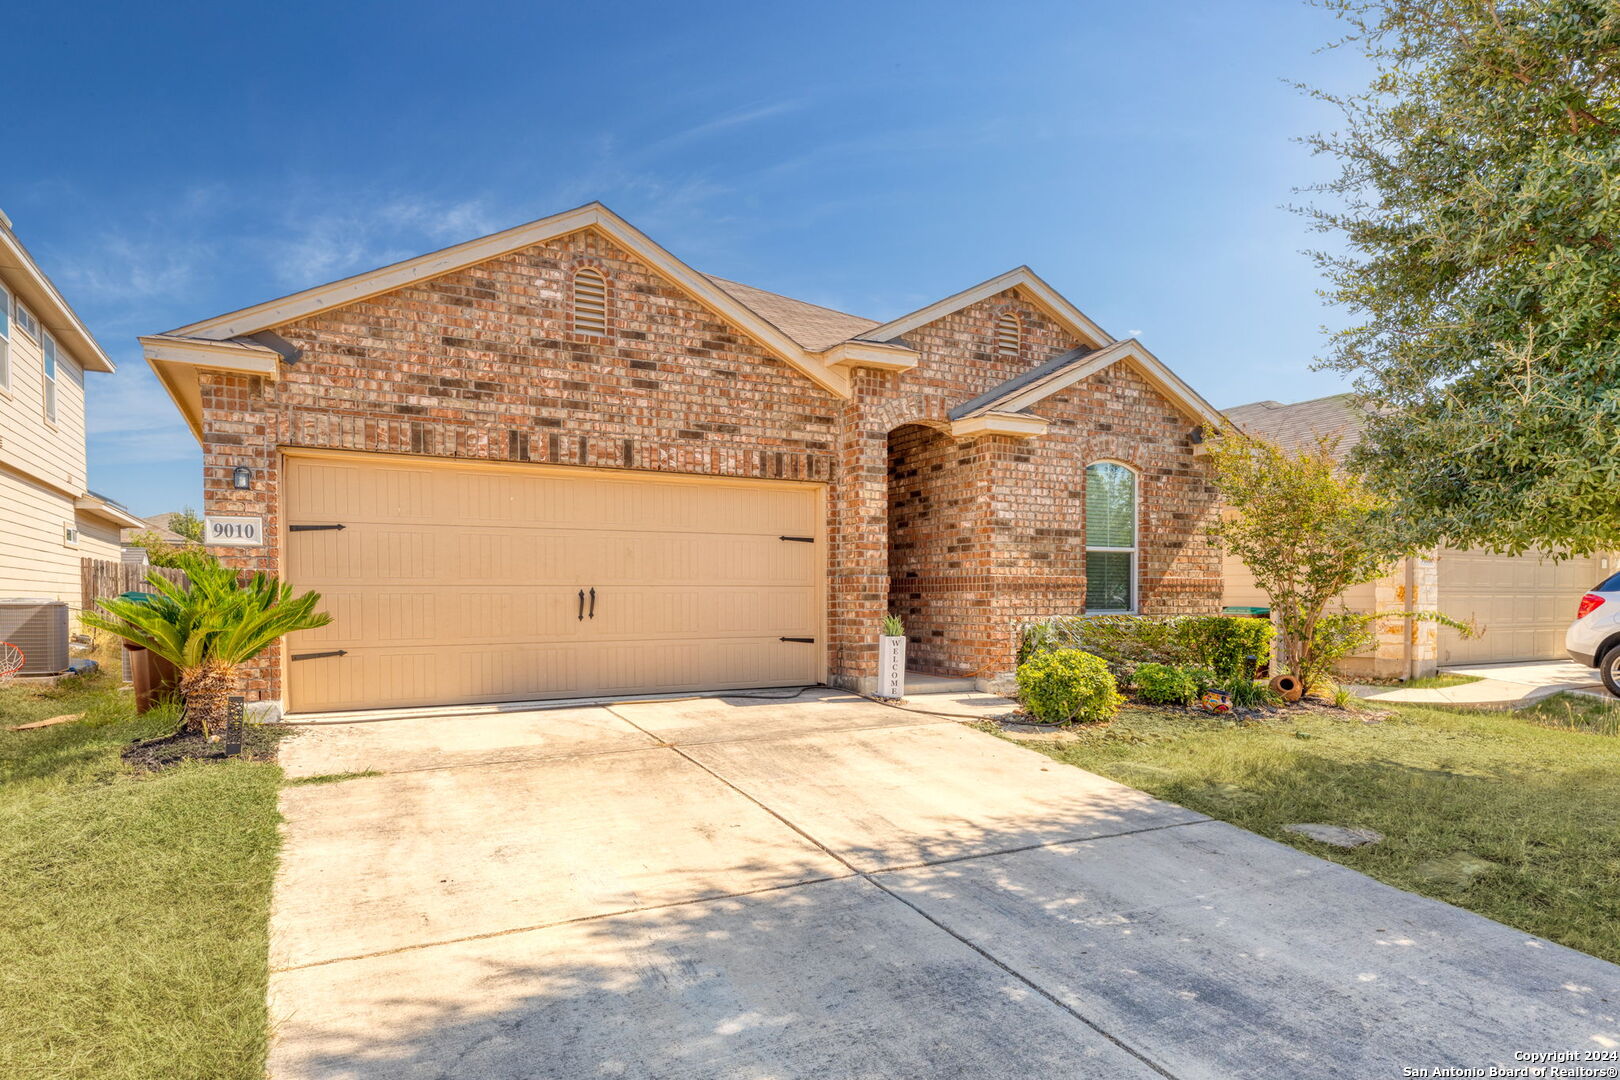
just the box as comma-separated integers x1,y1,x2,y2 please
994,312,1021,359
1085,462,1137,613
572,267,608,336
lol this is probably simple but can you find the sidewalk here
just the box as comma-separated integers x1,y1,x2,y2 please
1349,660,1605,708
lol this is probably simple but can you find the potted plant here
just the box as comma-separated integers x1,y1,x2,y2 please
877,613,906,699
83,553,331,737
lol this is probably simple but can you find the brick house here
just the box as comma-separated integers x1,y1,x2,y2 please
143,203,1223,716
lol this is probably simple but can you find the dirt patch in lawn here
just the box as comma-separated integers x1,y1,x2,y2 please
123,724,286,772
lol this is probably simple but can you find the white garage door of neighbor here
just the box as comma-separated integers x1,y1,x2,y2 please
283,453,824,713
1437,548,1607,665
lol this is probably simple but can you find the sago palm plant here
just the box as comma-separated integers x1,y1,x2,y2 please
84,553,331,736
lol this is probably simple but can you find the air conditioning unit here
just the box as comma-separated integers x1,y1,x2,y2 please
0,599,70,674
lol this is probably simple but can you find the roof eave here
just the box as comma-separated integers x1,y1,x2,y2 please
162,202,851,400
0,227,115,373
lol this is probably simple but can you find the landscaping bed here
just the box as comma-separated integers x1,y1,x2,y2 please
0,656,285,1080
1001,692,1620,965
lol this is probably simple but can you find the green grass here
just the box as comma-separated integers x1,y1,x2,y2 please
1011,695,1620,964
0,659,284,1080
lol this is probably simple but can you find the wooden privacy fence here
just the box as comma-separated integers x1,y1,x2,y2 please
81,558,188,612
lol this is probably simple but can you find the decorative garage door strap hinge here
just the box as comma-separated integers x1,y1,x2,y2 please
779,535,814,543
290,650,348,661
779,637,815,643
289,524,346,532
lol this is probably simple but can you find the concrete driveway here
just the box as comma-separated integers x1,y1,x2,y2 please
270,689,1620,1079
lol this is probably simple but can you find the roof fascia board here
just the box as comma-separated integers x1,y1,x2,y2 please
858,267,1113,350
139,336,282,379
0,228,115,373
820,339,919,373
987,339,1224,430
74,494,145,529
166,202,850,399
139,336,284,444
948,412,1050,439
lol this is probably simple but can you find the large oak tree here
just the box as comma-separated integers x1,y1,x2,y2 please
1304,0,1620,554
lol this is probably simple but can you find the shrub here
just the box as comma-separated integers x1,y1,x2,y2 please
1015,649,1123,725
1183,665,1220,694
1132,663,1199,706
1170,616,1274,682
1018,614,1274,684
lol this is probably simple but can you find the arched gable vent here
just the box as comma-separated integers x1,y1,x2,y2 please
995,312,1021,359
573,268,608,336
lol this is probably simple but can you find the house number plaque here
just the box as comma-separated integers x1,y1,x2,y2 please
204,515,265,546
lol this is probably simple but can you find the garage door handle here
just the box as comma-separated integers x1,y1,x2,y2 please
589,587,596,619
578,590,585,621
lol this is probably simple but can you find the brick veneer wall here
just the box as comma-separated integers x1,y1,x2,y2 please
196,233,1221,707
200,230,843,705
886,423,995,675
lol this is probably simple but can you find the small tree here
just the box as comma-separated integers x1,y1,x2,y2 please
83,554,331,736
1209,433,1406,694
125,530,204,568
169,507,205,544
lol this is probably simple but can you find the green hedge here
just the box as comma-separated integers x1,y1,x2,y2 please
1019,614,1272,682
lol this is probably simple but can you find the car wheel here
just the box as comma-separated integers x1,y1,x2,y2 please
1602,645,1620,698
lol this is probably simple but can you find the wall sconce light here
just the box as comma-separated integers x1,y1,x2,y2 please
232,466,253,491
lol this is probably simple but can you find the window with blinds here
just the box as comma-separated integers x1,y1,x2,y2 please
573,268,608,336
1084,461,1137,612
995,312,1021,359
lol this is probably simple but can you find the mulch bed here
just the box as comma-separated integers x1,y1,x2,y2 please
988,696,1393,738
122,725,284,772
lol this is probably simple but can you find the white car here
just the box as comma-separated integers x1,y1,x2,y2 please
1566,576,1620,695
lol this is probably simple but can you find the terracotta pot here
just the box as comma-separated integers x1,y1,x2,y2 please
1268,674,1304,702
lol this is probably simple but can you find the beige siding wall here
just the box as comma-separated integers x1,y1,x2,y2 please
0,301,89,494
0,465,82,608
1222,550,1418,678
76,515,123,566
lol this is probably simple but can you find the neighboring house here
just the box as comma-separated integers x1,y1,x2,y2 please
120,512,192,565
0,209,143,610
1222,394,1609,677
143,202,1224,716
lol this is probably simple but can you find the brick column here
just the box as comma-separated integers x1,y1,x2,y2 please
826,372,891,693
198,372,284,715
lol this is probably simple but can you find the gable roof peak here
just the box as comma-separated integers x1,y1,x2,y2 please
855,265,1112,351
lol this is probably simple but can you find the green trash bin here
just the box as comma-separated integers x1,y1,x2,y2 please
1222,605,1270,618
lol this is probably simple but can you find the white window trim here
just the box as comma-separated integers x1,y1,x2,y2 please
0,281,10,392
42,330,58,424
63,522,79,548
1084,460,1139,614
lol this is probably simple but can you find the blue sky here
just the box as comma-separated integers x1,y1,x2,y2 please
8,0,1365,516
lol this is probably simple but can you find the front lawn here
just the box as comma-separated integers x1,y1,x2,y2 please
1011,693,1620,964
0,660,284,1080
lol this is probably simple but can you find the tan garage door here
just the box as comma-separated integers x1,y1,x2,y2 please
283,453,823,713
1437,548,1607,665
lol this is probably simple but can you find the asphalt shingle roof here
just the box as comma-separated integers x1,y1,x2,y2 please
1221,394,1364,459
704,276,880,353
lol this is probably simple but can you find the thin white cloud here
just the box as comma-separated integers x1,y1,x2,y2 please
265,196,502,287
